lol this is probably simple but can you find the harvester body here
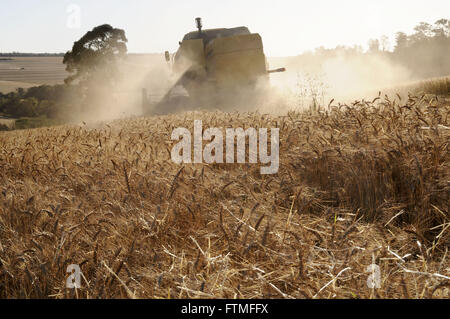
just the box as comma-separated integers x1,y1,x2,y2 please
149,18,285,113
174,27,269,97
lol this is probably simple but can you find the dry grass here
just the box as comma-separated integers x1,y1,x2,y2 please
385,76,450,98
414,77,450,96
0,92,448,299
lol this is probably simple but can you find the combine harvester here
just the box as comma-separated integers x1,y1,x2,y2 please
144,17,285,114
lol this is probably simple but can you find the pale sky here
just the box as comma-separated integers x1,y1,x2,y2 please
0,0,448,56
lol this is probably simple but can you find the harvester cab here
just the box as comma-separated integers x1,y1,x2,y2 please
150,17,285,114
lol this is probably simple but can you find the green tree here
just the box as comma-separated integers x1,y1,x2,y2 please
63,24,128,86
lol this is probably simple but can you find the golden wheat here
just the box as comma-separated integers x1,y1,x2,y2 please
0,93,448,299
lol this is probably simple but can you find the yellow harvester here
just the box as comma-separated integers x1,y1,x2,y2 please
151,17,285,113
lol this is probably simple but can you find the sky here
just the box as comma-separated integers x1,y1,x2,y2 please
0,0,448,56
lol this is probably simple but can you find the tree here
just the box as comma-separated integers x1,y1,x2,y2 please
380,35,390,51
63,24,128,85
16,87,25,98
394,32,408,52
368,39,380,53
412,22,434,40
433,19,450,37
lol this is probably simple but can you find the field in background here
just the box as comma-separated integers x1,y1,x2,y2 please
0,57,66,92
0,55,166,94
0,80,38,93
0,92,448,299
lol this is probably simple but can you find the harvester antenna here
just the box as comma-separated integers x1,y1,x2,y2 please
195,17,202,33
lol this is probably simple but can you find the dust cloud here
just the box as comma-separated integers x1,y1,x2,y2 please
267,52,413,110
71,49,434,123
69,54,171,124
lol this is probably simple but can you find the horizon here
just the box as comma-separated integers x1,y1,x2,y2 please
1,0,448,56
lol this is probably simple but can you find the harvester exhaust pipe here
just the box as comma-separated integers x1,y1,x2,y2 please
196,17,203,33
267,67,286,74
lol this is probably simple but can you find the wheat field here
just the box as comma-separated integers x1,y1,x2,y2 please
0,57,66,93
0,93,448,299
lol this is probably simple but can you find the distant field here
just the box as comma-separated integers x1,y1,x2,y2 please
0,57,66,93
0,55,165,94
0,80,38,93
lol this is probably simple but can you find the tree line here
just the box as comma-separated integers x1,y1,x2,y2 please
0,85,81,119
391,19,450,78
296,19,450,79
